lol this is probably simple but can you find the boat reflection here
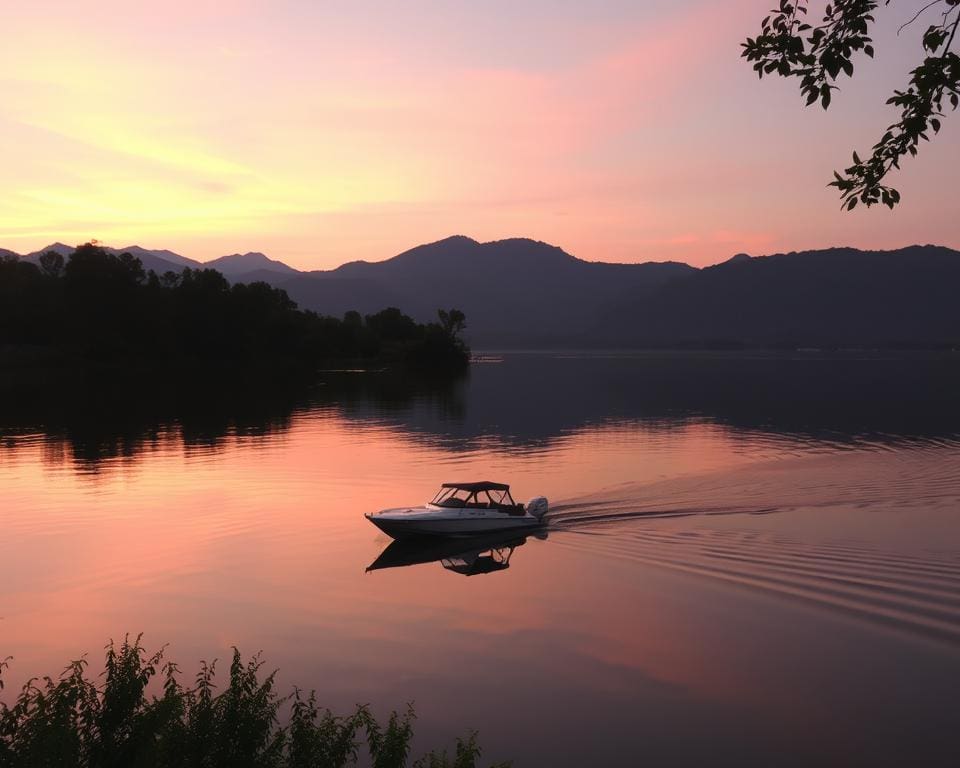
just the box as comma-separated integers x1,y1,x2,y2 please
367,530,546,576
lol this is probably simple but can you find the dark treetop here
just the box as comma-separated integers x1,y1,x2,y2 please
0,243,469,372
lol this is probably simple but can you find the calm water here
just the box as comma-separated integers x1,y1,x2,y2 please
2,352,960,766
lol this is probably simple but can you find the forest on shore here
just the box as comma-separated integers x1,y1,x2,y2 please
0,245,469,372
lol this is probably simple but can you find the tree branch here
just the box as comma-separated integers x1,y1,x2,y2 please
898,0,946,36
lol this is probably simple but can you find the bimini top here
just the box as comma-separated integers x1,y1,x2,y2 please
441,481,510,492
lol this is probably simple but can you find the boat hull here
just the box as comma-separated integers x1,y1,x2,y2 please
366,506,544,540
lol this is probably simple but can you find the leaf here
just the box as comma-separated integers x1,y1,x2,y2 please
825,56,841,79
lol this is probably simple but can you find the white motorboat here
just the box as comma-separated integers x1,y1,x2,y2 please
365,481,548,539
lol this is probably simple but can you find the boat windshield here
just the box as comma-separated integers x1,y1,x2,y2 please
431,486,516,508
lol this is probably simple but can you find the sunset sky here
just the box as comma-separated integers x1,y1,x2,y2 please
1,0,957,270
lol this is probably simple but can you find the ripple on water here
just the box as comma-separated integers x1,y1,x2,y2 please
547,443,960,647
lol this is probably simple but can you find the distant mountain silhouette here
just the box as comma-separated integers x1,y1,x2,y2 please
4,238,960,348
25,242,74,258
273,236,694,346
271,239,959,348
24,243,202,275
598,245,960,349
204,251,299,278
116,245,200,269
16,244,302,281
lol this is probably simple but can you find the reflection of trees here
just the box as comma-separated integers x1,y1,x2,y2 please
3,352,960,473
324,353,960,452
0,367,299,472
0,366,466,473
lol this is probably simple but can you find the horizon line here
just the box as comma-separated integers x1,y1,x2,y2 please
3,235,955,274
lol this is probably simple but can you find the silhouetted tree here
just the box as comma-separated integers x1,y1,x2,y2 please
365,307,419,342
59,245,149,356
160,270,180,288
0,243,470,372
438,308,466,338
39,250,65,278
742,0,959,208
0,256,53,346
64,244,146,291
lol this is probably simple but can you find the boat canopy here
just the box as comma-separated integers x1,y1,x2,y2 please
440,481,510,492
431,482,518,509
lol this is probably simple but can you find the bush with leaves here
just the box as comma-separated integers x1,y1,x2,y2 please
0,637,508,768
742,0,960,208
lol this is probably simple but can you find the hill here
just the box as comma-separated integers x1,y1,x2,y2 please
274,236,694,346
597,245,960,349
5,238,960,349
23,243,202,275
16,244,297,283
204,252,299,278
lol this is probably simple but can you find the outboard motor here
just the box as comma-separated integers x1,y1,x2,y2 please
526,496,549,520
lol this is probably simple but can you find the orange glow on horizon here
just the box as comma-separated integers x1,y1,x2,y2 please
1,1,958,269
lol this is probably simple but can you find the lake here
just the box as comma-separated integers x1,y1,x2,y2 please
2,352,960,766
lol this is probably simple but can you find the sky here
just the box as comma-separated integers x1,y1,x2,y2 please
1,0,957,269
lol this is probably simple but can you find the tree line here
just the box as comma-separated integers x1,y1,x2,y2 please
0,244,469,370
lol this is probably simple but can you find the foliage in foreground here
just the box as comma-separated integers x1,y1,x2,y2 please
742,0,960,209
0,637,507,768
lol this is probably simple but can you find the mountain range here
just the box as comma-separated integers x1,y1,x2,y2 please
5,237,959,348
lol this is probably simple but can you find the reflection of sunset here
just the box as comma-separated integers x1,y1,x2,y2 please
0,411,785,683
3,363,960,765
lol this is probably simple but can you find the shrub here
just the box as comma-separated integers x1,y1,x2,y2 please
0,636,507,768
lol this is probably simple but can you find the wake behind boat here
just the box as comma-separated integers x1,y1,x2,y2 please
365,481,548,539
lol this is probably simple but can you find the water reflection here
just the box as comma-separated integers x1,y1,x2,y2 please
367,530,546,576
0,365,311,470
0,365,463,471
3,353,960,767
4,352,960,472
